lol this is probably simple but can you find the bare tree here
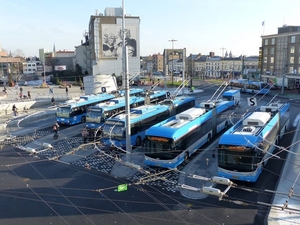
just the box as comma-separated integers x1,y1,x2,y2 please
13,49,25,57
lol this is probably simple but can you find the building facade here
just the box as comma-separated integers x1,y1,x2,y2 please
87,8,140,77
152,53,164,73
261,25,300,81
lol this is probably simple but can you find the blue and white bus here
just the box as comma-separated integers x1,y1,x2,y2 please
217,102,290,182
101,96,195,148
144,90,241,169
56,93,117,125
230,79,271,95
56,88,144,125
86,90,167,130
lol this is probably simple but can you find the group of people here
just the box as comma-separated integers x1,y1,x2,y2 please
18,87,31,99
52,122,90,144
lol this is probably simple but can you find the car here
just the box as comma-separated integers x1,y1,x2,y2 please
18,81,28,86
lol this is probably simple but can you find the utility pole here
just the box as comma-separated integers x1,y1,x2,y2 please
169,39,177,85
122,0,132,162
220,47,226,79
43,52,46,86
281,47,287,95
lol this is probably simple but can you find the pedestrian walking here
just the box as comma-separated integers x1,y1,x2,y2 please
65,86,68,96
27,90,31,99
53,122,59,134
12,104,18,117
82,126,89,143
3,86,7,94
51,97,55,106
15,84,19,95
19,87,23,96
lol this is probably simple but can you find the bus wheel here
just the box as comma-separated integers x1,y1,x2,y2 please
136,136,142,146
184,152,189,162
81,116,86,123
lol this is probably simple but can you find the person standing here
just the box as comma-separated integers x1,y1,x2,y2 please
82,126,89,143
65,86,68,96
27,90,31,99
51,97,55,106
12,104,18,117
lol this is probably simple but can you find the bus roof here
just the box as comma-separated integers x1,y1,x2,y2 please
219,102,290,147
146,102,231,140
108,104,169,124
160,96,195,106
223,89,240,96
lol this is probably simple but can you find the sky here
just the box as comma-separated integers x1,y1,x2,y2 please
1,0,300,58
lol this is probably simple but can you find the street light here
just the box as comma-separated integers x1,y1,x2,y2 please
281,47,287,95
169,39,177,85
220,47,226,79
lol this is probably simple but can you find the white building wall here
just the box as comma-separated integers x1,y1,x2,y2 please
23,61,37,75
92,14,140,77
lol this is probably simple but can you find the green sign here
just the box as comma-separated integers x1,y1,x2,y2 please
117,184,128,192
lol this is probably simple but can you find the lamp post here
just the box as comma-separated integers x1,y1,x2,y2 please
43,53,46,85
169,39,177,85
281,47,287,95
220,47,226,79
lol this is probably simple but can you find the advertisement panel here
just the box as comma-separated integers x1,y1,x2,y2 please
101,24,137,58
55,65,66,71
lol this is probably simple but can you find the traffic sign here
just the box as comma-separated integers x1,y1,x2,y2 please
117,184,128,192
247,97,257,106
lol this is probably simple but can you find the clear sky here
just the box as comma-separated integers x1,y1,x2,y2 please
0,0,299,58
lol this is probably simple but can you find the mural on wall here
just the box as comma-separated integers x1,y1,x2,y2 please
102,24,137,58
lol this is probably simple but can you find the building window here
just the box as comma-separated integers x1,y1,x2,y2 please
290,46,295,54
270,47,274,54
290,57,294,64
270,57,274,63
264,39,268,45
263,57,267,63
271,38,275,45
263,48,268,56
291,36,295,43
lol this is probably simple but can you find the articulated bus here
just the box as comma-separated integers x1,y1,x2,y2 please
217,102,290,182
230,79,270,95
86,90,167,131
101,96,195,149
144,90,241,169
56,88,144,125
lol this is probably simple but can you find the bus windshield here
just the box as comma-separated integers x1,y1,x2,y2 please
218,147,257,172
56,107,71,118
102,121,125,139
86,110,102,123
223,96,232,101
145,140,172,153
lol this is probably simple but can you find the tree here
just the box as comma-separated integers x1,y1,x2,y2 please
13,49,25,57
